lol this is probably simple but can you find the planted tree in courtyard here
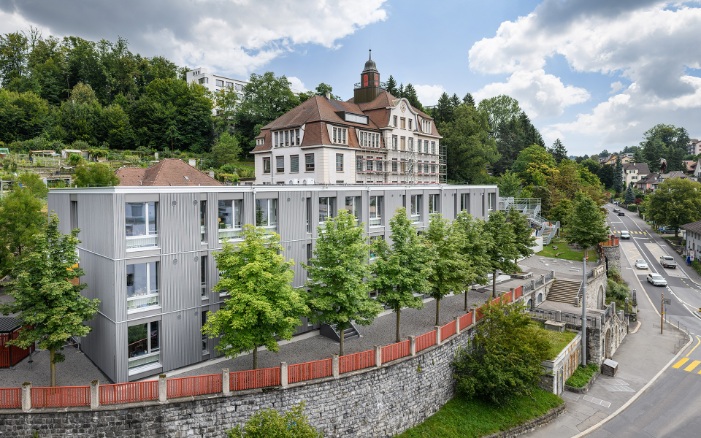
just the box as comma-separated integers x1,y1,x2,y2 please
0,215,99,386
506,207,536,265
204,225,308,369
566,192,609,259
484,211,519,298
424,213,471,325
452,300,550,405
305,210,382,356
371,208,431,342
453,211,491,311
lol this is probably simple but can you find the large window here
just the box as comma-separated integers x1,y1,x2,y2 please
276,156,284,173
392,135,398,150
460,193,470,212
256,198,278,229
126,202,158,250
332,127,347,145
200,201,207,243
305,153,315,172
262,157,271,174
128,321,160,370
369,196,383,226
290,155,299,173
336,153,344,172
410,195,423,222
127,262,159,311
342,196,361,222
218,199,243,240
201,311,209,354
356,156,363,172
200,256,208,298
429,194,440,214
319,197,336,224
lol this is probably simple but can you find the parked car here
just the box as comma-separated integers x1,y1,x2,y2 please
618,211,625,216
613,207,620,213
620,230,630,239
647,273,667,286
635,259,648,269
660,255,677,269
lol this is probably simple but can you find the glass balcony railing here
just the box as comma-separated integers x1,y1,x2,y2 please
369,217,382,227
128,352,159,369
218,227,242,241
126,234,158,250
127,293,159,311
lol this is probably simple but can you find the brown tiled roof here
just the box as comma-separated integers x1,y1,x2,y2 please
116,159,222,186
682,220,701,234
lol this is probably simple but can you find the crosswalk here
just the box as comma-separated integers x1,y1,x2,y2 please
672,358,701,374
613,230,649,236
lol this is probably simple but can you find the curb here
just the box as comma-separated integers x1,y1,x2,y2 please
484,404,566,438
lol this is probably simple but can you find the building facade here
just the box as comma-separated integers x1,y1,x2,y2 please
185,67,247,101
252,55,445,185
48,184,498,383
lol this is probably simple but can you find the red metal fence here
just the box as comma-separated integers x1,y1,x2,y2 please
415,330,436,352
230,366,280,391
339,349,375,374
381,340,410,363
168,374,222,399
100,381,158,405
0,388,21,409
514,286,523,299
288,358,333,384
31,386,90,408
459,312,473,330
440,320,457,342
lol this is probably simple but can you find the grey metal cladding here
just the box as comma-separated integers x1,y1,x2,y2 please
161,253,200,313
160,192,199,254
47,193,71,233
162,308,201,372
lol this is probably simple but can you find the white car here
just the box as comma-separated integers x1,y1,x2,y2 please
635,259,648,269
620,230,631,239
647,273,667,287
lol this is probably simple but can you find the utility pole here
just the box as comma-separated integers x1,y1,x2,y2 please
660,292,664,334
581,255,587,366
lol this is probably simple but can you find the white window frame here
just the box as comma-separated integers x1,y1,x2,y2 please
218,199,243,241
369,196,383,227
319,197,336,224
127,321,160,372
336,153,344,172
126,202,158,250
256,198,278,230
410,195,422,223
290,155,300,173
127,262,159,312
305,153,315,172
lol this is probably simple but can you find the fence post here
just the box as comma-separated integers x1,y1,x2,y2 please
90,380,99,409
158,374,167,403
280,362,289,388
510,287,515,302
455,316,461,334
435,325,441,345
222,368,230,396
409,336,416,356
375,346,382,368
21,382,31,412
332,354,339,378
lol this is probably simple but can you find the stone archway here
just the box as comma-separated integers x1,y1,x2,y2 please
537,293,543,304
527,298,533,309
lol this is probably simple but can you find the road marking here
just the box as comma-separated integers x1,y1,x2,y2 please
673,358,689,368
684,360,701,372
685,336,701,357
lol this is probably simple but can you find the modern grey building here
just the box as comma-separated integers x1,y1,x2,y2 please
48,184,498,383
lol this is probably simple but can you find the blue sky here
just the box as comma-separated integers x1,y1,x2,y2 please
1,0,700,156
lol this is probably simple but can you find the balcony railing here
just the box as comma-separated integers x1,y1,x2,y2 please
126,234,158,250
127,293,159,311
218,228,242,241
128,352,160,370
369,217,382,227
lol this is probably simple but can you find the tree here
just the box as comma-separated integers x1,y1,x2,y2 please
613,156,623,194
512,145,556,187
227,403,322,438
402,83,423,111
313,82,340,100
566,192,609,259
0,215,99,386
370,208,430,342
305,211,382,356
17,172,49,198
549,138,568,164
484,211,519,298
452,301,550,405
506,207,535,265
0,32,30,89
645,178,701,237
624,185,635,205
385,75,398,96
74,162,119,187
211,132,242,168
432,92,455,126
204,225,308,369
640,124,690,172
424,213,472,325
212,86,239,135
496,170,522,198
0,184,45,275
453,212,491,311
477,95,521,139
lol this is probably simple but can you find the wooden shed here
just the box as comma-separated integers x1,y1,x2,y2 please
0,317,33,368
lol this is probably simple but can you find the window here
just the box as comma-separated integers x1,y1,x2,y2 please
200,256,208,298
343,196,361,221
276,156,284,173
306,198,312,232
408,138,413,152
393,115,398,127
358,131,380,148
376,157,383,172
332,126,347,144
392,135,398,150
392,159,398,172
128,321,159,370
200,201,207,243
226,81,233,88
369,196,383,226
256,198,278,229
218,199,243,240
336,153,344,172
488,193,496,211
424,140,429,154
429,194,439,214
460,193,470,212
291,155,299,173
319,197,336,223
431,141,436,155
305,153,315,172
127,262,159,311
235,83,243,91
201,311,209,354
126,202,158,249
216,79,224,87
356,156,364,172
263,157,271,174
367,159,374,171
70,201,78,230
273,128,301,147
400,137,406,151
400,118,406,129
410,195,422,222
408,119,413,130
424,163,429,174
198,77,208,84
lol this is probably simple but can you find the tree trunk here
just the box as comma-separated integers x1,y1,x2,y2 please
464,289,469,311
339,328,345,357
252,346,258,370
49,349,56,387
395,309,401,343
492,269,497,298
435,297,441,326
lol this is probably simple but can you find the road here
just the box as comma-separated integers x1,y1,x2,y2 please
587,205,701,437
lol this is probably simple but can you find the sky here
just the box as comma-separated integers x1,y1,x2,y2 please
1,0,700,157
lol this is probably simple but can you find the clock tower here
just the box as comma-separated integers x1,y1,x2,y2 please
354,50,382,104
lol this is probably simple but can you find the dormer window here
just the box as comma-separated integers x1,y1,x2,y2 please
358,131,381,148
273,128,302,148
343,112,368,124
332,126,348,145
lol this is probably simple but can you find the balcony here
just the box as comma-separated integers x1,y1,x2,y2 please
127,292,159,311
126,235,158,250
218,227,242,241
369,217,382,227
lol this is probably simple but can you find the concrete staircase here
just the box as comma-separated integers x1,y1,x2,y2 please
547,279,581,304
320,322,360,342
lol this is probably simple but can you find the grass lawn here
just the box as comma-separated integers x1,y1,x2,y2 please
566,363,599,388
537,237,599,263
537,324,577,359
397,389,563,438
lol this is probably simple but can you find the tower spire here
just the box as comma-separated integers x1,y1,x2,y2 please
369,49,372,60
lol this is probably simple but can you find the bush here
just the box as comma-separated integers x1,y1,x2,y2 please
565,363,599,388
227,403,322,438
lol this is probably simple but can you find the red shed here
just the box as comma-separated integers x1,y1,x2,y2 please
0,317,34,367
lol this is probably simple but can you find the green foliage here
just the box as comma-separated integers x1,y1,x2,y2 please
640,124,689,172
443,103,499,183
0,183,45,275
453,211,492,310
484,211,519,297
537,324,577,359
0,214,100,386
644,178,701,237
506,207,535,263
228,403,322,438
17,172,48,198
67,153,83,166
512,145,556,187
566,192,609,257
204,225,308,369
74,162,119,187
371,208,430,341
211,132,241,168
452,301,551,405
397,390,563,438
566,364,599,388
624,185,635,205
305,210,382,355
549,138,568,164
496,170,522,198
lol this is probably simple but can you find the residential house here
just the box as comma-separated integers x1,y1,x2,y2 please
622,162,650,188
116,159,222,187
688,139,701,156
682,220,701,262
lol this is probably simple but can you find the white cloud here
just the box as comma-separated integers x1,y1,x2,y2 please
413,84,445,107
610,81,625,94
0,10,51,36
286,76,307,94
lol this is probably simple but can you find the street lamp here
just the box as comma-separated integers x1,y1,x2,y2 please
625,297,629,334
